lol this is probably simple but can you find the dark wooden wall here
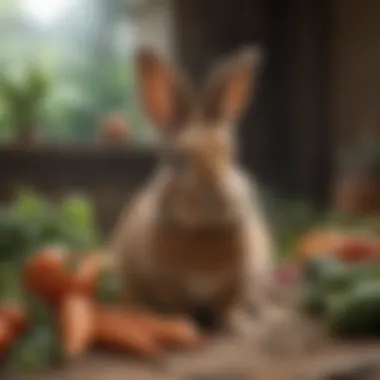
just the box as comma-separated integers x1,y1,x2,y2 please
173,0,332,206
0,146,157,235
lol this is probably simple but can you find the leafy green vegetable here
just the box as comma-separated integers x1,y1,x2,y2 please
0,210,36,264
303,256,352,291
8,294,63,372
303,255,332,283
326,281,380,337
59,194,99,251
9,324,62,372
348,262,380,282
12,188,50,224
0,188,99,265
0,263,25,303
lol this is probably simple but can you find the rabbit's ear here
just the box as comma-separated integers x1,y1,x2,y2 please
201,47,263,124
135,48,194,134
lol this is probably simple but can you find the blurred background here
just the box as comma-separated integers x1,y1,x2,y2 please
0,0,378,253
0,1,379,377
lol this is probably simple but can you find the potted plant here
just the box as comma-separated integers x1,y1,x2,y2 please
0,66,50,146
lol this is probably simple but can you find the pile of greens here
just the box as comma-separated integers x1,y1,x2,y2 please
299,256,380,338
0,188,100,372
0,188,99,266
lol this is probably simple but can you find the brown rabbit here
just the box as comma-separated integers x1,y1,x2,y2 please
109,46,275,332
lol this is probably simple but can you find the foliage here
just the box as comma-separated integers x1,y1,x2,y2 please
0,187,100,372
7,293,63,372
0,0,147,143
0,188,99,266
9,321,62,372
0,66,50,132
299,256,380,337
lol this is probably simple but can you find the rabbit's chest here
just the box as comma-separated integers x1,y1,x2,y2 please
150,225,245,297
149,225,245,301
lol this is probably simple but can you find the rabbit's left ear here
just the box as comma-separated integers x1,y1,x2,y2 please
201,47,263,124
135,48,195,134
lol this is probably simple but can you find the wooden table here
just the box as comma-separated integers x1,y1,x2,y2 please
7,337,380,380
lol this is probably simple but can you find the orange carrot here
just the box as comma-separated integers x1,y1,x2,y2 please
124,310,203,349
336,238,368,262
93,306,161,358
0,304,28,336
334,235,380,262
295,230,344,260
0,317,14,356
150,317,203,349
59,294,94,359
23,248,75,305
75,253,102,296
24,249,112,306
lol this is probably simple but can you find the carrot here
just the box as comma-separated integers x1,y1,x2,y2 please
333,234,380,262
59,294,94,359
125,310,203,349
336,238,368,262
75,253,102,296
0,317,14,356
0,304,28,336
23,248,75,305
148,318,203,349
93,306,161,358
295,229,344,260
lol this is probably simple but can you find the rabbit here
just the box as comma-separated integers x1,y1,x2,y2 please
109,46,275,333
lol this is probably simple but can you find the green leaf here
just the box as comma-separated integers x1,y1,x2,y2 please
9,295,63,372
12,188,51,223
60,195,93,228
9,323,62,372
59,194,98,249
304,256,354,292
0,209,36,264
326,280,380,337
0,263,25,303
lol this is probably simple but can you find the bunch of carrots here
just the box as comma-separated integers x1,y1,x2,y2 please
0,246,203,368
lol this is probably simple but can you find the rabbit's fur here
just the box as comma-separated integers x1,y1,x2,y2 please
109,47,275,331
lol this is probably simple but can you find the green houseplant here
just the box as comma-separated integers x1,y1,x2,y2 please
0,66,50,145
